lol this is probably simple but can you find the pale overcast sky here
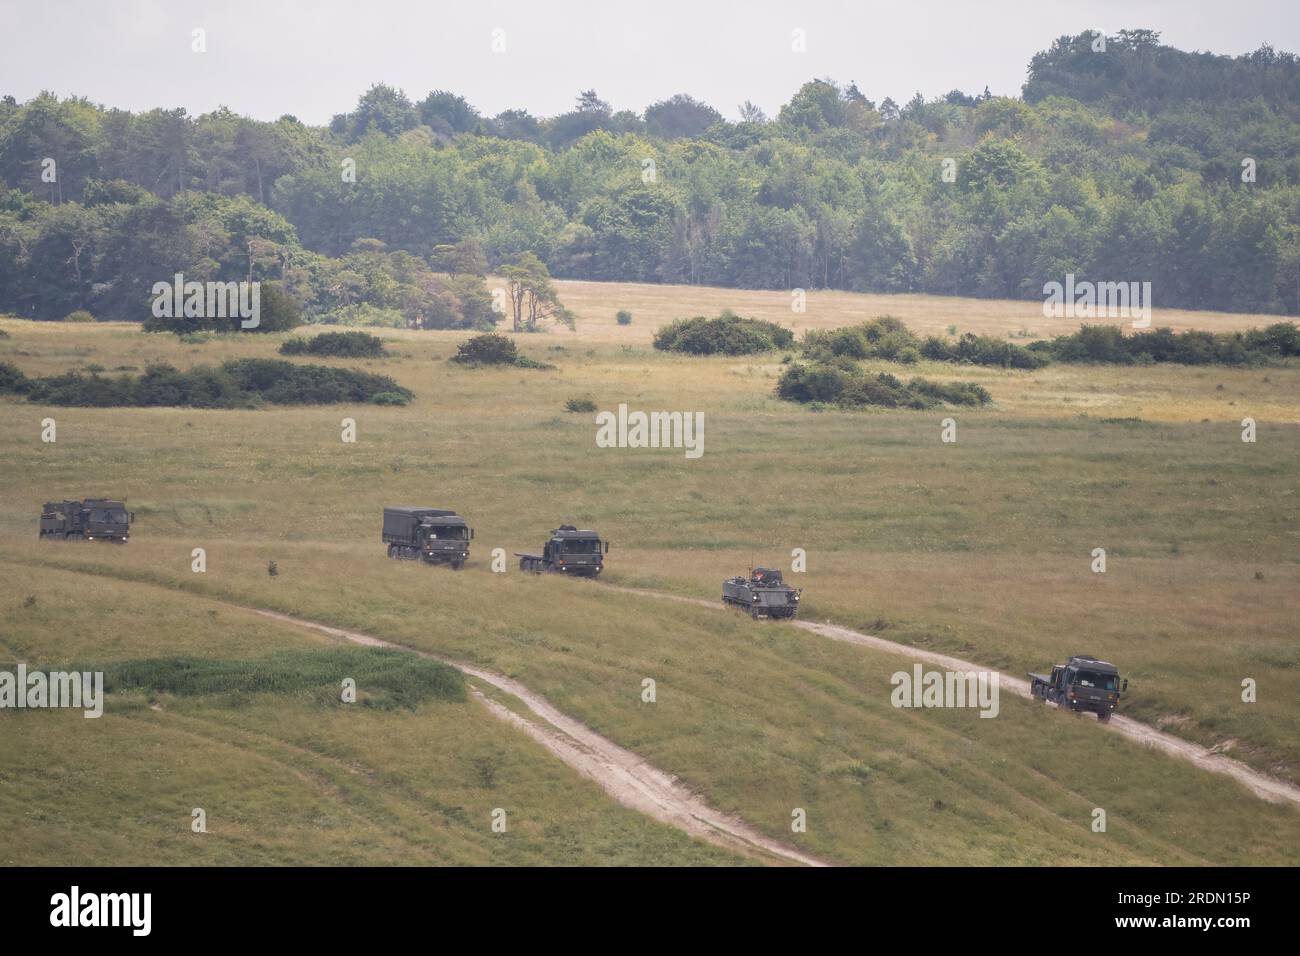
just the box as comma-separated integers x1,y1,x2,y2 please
2,0,1298,123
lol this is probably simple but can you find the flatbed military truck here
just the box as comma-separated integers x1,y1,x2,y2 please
1029,655,1128,721
382,506,473,569
514,525,608,576
722,567,801,619
39,499,133,542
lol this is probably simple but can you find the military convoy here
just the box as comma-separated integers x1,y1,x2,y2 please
1029,655,1128,721
722,567,802,619
382,506,473,569
33,499,1140,734
515,525,608,576
39,499,133,542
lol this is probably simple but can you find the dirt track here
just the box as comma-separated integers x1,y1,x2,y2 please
252,609,828,867
613,586,1300,809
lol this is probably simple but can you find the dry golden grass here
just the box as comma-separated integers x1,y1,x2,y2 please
545,278,1283,344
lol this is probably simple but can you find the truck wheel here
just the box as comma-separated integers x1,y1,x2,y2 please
1098,710,1111,722
387,545,396,559
451,559,464,570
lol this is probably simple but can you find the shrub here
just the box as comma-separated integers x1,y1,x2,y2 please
804,318,1045,369
777,361,992,409
221,358,412,405
616,310,633,326
920,332,1048,369
1039,323,1300,366
63,309,96,323
0,361,31,393
653,310,794,355
450,333,518,365
565,397,598,413
17,360,410,407
280,331,388,358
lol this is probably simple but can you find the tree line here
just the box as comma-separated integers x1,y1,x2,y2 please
1,28,1297,324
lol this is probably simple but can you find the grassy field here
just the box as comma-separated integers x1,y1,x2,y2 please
1,280,1297,865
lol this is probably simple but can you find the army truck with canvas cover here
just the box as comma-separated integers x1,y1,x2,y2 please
382,507,473,569
723,567,801,619
39,499,133,542
1029,655,1128,721
515,525,608,576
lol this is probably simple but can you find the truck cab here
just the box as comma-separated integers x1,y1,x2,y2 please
82,499,132,542
419,515,472,568
1030,655,1127,721
516,525,608,576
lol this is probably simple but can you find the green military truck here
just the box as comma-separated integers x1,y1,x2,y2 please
514,525,608,576
1029,655,1128,721
382,506,473,569
39,499,133,543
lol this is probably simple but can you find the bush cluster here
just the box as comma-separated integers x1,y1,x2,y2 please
776,361,991,409
803,317,1045,369
1033,323,1300,365
919,332,1049,368
450,332,555,368
280,330,389,357
653,310,794,355
1,358,411,407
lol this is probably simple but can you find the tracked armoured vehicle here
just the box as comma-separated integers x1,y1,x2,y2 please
515,525,608,576
39,499,133,542
382,506,473,569
1029,655,1128,721
723,567,801,619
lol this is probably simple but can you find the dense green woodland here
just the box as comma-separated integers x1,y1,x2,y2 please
1,29,1297,324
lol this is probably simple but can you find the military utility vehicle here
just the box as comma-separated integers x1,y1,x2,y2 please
382,506,473,569
39,499,133,542
722,567,801,619
515,525,608,576
1029,655,1128,721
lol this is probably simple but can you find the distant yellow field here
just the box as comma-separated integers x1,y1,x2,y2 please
545,278,1281,343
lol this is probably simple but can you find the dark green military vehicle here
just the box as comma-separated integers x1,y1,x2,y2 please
382,506,473,569
514,525,608,576
39,499,133,542
1029,655,1128,721
723,567,801,619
